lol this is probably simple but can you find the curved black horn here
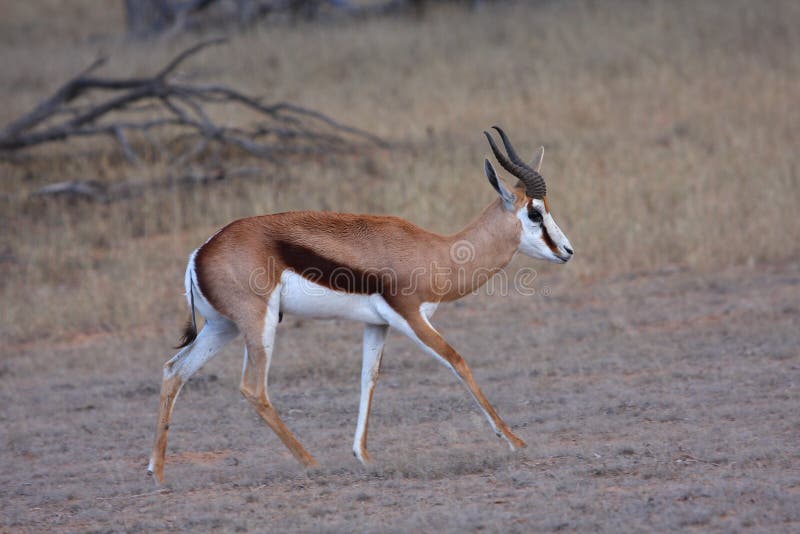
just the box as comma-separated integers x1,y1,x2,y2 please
483,129,547,199
483,131,521,176
492,126,526,166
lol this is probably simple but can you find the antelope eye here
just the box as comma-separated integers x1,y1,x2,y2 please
528,206,543,223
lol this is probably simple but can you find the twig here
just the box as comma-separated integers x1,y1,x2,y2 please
30,165,267,203
113,126,139,164
154,38,227,80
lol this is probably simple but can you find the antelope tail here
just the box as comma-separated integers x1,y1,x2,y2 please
175,279,198,349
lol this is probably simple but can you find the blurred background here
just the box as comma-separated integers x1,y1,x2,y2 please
1,0,798,342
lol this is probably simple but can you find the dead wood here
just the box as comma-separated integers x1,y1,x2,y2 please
0,38,386,165
28,168,252,203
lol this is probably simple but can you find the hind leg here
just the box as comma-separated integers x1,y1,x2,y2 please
147,318,238,484
239,287,318,467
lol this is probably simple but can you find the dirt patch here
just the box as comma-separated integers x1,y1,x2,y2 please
168,450,234,466
1,263,799,531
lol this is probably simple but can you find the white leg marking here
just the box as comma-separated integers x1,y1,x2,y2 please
353,323,389,464
420,301,439,320
372,298,507,444
165,318,238,381
147,318,238,473
262,286,281,398
241,346,249,384
241,285,282,399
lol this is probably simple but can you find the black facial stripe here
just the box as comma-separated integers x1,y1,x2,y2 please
541,224,560,254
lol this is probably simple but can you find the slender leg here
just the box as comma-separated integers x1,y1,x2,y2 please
385,308,526,450
148,318,238,484
353,323,389,464
239,289,318,467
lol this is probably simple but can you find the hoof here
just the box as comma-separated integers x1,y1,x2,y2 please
509,436,527,450
353,449,373,465
301,456,320,469
501,432,527,451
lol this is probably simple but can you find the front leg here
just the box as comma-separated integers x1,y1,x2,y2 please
353,323,389,464
382,303,526,451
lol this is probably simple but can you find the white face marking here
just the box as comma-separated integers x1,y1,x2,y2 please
515,199,573,264
279,271,388,324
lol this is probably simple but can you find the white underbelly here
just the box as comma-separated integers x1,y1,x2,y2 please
279,271,388,324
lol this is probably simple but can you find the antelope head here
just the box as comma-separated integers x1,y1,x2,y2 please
484,126,574,264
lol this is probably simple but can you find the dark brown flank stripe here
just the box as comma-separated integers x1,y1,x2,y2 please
276,240,394,296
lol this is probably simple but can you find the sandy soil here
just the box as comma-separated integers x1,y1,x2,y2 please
2,263,799,532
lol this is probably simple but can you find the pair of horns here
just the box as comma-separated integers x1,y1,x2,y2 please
484,126,546,199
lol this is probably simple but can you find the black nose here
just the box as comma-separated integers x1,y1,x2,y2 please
564,246,573,255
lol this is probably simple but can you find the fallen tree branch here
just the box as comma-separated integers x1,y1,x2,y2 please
30,166,265,203
0,38,386,163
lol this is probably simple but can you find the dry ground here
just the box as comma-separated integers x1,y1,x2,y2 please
2,0,800,532
2,262,799,531
2,0,799,342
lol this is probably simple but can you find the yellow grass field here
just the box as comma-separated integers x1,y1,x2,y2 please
2,0,798,343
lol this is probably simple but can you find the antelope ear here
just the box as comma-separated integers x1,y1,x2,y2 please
484,159,516,211
530,146,544,172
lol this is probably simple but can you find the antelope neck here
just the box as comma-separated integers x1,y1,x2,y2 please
437,199,520,300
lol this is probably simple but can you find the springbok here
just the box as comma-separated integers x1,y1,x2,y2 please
147,127,573,483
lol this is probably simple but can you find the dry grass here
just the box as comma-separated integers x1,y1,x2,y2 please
1,0,799,343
